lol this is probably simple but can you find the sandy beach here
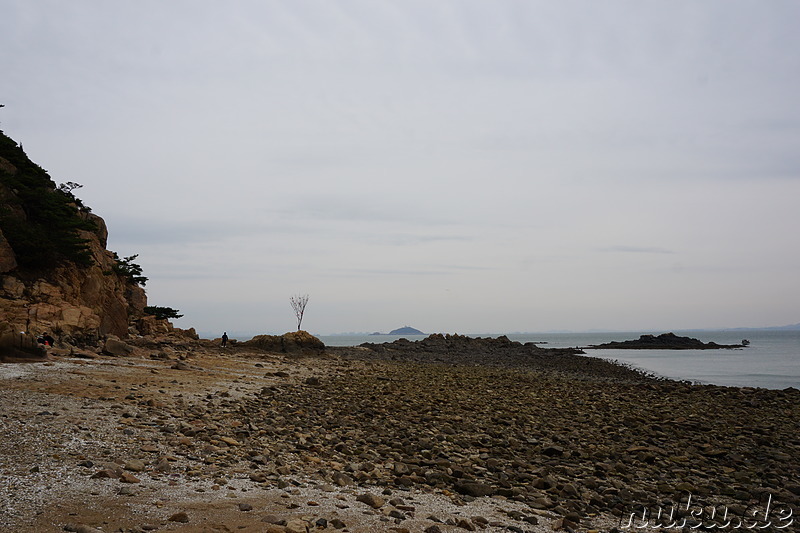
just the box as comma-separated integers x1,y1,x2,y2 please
1,336,797,532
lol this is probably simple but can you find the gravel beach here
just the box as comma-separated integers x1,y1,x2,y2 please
1,335,797,532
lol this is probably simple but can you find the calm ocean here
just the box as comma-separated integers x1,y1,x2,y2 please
318,329,800,390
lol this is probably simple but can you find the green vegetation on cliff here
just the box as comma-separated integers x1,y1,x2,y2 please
0,130,96,268
110,252,148,286
143,305,183,320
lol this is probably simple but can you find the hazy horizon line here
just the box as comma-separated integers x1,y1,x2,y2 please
197,323,800,340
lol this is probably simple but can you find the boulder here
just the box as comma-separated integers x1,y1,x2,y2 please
102,337,135,356
242,331,325,355
355,492,385,508
0,321,48,362
280,330,325,355
1,275,24,298
136,315,175,336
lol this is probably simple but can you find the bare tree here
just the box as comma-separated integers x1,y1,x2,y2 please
290,294,309,331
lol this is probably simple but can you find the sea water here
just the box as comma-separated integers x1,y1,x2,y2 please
318,329,800,390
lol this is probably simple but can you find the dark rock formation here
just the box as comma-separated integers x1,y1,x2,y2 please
349,333,659,382
588,332,747,350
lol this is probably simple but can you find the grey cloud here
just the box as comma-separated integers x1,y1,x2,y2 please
107,217,255,247
275,197,461,228
3,1,799,334
368,233,473,247
598,246,675,254
325,267,457,278
105,216,318,256
107,220,225,247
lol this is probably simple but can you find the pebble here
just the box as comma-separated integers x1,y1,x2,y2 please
38,336,800,532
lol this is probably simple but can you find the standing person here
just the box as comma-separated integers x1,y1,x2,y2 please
221,332,228,347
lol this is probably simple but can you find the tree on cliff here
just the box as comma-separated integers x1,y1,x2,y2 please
111,252,148,286
144,306,183,320
0,130,96,268
290,294,309,331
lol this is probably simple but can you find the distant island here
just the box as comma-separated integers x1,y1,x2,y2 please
587,332,748,350
390,326,424,335
370,326,425,336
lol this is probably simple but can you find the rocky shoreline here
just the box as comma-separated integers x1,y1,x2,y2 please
351,334,662,382
1,335,798,532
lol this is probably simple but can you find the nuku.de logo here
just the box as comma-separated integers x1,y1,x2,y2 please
620,492,794,530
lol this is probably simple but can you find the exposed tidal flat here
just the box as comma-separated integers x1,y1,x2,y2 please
322,329,800,390
1,334,798,532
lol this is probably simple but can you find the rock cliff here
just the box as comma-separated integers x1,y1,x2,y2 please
0,128,179,351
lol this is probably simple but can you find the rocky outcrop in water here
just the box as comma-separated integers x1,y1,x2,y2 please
354,333,658,381
588,332,747,350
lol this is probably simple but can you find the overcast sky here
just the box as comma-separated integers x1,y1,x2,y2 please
2,1,799,336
